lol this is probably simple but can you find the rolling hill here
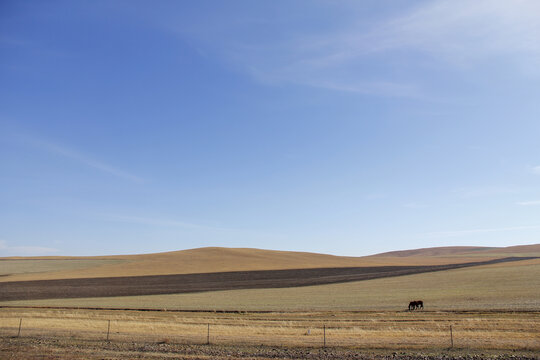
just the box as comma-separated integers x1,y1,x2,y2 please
1,244,538,283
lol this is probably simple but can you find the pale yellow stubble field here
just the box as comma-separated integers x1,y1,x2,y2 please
0,259,125,277
3,258,539,311
1,254,538,350
0,307,538,350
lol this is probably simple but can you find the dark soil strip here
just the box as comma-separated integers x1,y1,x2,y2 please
0,257,535,301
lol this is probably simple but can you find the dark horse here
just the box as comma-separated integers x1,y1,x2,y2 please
408,300,424,310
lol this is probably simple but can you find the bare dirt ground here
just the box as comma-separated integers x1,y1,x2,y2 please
0,257,534,302
1,336,538,360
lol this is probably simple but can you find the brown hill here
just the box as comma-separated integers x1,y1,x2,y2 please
371,246,496,257
480,243,540,255
372,244,540,258
1,244,538,283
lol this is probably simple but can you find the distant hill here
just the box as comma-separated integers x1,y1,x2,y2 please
481,243,540,254
371,244,540,258
1,244,538,282
372,246,496,257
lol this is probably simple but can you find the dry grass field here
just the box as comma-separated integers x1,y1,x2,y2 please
3,257,538,311
2,257,531,302
1,307,539,351
0,308,540,351
0,259,125,277
1,245,539,358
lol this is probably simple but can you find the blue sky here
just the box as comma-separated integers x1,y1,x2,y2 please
1,0,540,256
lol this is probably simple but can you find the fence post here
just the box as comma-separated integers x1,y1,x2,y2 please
17,318,22,337
450,325,453,348
323,324,326,348
207,323,210,345
106,320,111,341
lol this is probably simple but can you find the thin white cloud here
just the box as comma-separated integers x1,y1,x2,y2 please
423,225,540,238
20,134,144,183
0,240,58,256
516,200,540,206
297,79,423,99
531,166,540,175
364,0,540,70
233,36,424,98
174,0,540,97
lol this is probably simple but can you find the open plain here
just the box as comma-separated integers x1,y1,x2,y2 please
1,307,539,347
0,257,534,302
1,245,539,359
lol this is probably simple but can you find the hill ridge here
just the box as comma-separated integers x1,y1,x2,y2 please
3,243,540,260
1,244,539,283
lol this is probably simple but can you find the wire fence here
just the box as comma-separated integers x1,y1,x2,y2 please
1,308,539,350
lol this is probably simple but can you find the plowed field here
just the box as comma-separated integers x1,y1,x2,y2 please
0,257,533,302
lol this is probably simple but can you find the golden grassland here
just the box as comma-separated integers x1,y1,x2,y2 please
0,259,125,276
1,307,538,350
2,245,540,283
2,246,538,352
3,258,539,311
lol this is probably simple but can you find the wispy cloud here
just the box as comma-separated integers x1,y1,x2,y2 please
174,0,540,97
423,225,540,238
225,28,424,98
516,200,540,206
366,0,540,69
531,165,540,175
0,240,58,256
20,134,144,183
295,79,423,99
